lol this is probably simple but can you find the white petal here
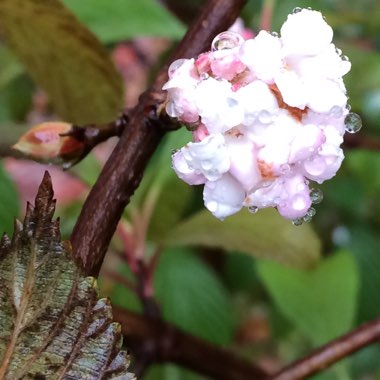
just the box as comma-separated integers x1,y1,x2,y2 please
239,31,283,83
281,9,333,56
203,174,245,219
172,150,206,185
182,133,230,181
196,77,244,133
227,136,262,192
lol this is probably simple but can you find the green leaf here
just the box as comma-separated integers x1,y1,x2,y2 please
0,161,19,236
0,0,123,124
0,46,24,89
62,0,185,43
162,208,321,269
345,150,380,196
147,173,193,242
110,264,142,314
0,172,135,379
257,251,359,345
144,363,201,380
154,248,234,346
349,225,380,323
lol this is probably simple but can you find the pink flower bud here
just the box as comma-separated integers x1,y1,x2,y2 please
13,122,84,164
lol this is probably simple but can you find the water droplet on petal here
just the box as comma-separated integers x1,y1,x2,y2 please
303,207,316,223
62,162,72,170
211,31,244,52
341,55,349,61
292,7,303,13
280,163,291,174
344,112,362,133
304,157,326,176
168,59,187,78
258,110,273,124
310,188,323,204
335,47,342,56
346,103,351,111
271,31,279,37
248,205,259,214
201,160,213,170
328,105,343,118
292,217,303,226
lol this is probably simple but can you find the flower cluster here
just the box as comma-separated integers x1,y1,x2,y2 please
163,8,361,223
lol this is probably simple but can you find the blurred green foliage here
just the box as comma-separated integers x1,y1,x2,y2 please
0,0,380,379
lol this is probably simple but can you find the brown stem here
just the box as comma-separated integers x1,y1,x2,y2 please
343,133,380,151
71,0,248,276
112,306,268,380
267,317,380,380
60,111,130,167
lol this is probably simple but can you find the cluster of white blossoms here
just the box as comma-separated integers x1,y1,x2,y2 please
163,8,362,224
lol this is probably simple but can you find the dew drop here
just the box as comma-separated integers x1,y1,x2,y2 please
280,163,291,174
292,217,303,226
168,59,187,78
211,31,243,52
201,160,213,170
335,47,342,56
303,207,316,223
341,55,349,61
258,110,273,124
304,157,326,176
328,105,343,118
62,162,72,170
310,188,323,204
271,31,279,37
344,112,362,133
248,205,259,214
292,7,302,13
346,103,352,111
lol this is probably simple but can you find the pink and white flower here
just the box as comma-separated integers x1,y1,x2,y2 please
163,8,360,223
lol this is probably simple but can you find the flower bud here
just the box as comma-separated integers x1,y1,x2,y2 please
13,122,84,165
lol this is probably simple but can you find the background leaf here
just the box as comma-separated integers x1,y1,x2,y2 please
154,248,234,346
0,172,134,379
62,0,186,43
162,208,321,268
0,161,19,236
0,0,123,124
256,251,359,346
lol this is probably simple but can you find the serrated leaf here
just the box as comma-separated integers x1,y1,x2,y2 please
257,251,359,345
162,208,321,268
0,172,135,379
62,0,185,43
0,0,123,124
0,161,19,236
154,248,234,346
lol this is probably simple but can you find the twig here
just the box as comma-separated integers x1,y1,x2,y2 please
71,0,248,276
343,133,380,151
112,306,268,380
60,110,130,167
267,316,380,380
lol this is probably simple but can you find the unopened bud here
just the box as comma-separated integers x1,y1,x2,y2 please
13,122,84,164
